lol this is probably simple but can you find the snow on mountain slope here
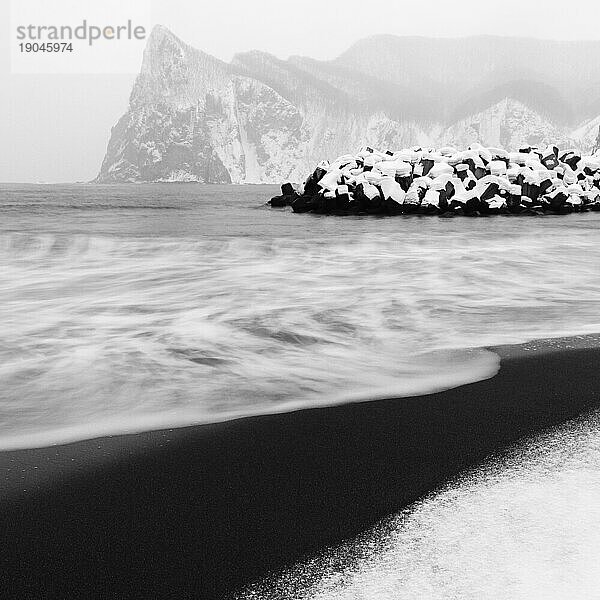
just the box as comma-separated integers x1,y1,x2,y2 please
96,28,600,184
443,99,572,149
572,115,600,149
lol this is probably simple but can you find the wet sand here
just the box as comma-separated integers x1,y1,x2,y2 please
1,336,599,599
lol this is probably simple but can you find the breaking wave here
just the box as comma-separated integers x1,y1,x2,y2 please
1,184,600,449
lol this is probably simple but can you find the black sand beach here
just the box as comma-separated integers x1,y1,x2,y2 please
1,336,599,599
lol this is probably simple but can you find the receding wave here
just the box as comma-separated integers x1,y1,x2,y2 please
1,224,600,449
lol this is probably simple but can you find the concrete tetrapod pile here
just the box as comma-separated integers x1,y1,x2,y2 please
269,144,600,216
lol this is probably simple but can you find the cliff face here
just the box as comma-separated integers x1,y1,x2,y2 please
96,28,600,184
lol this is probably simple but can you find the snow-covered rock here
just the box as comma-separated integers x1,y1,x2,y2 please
96,27,600,184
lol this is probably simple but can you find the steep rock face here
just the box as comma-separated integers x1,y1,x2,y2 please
97,27,311,183
98,103,231,183
97,28,600,184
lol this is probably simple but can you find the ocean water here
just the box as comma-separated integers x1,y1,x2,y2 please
1,183,600,450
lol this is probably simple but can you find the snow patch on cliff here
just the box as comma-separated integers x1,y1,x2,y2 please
96,27,600,184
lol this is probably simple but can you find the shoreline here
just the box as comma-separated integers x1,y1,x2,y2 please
3,332,599,454
1,335,600,599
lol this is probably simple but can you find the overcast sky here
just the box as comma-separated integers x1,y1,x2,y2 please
2,0,600,183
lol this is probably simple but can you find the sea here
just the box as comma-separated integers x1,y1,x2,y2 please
3,182,600,599
1,182,600,449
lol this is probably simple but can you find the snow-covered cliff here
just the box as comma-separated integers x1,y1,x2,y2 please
96,28,600,184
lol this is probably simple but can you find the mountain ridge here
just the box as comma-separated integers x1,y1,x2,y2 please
96,27,600,184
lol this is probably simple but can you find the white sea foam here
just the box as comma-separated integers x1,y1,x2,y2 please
237,411,600,600
1,225,600,450
1,185,600,449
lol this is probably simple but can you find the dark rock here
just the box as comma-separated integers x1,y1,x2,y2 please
384,198,404,215
403,203,419,214
281,182,296,196
367,194,386,215
474,166,487,179
304,167,328,195
420,204,440,216
438,189,450,212
395,174,413,192
479,182,500,203
269,183,298,207
269,195,288,207
464,197,481,215
542,191,568,214
421,159,435,176
353,184,372,214
291,195,317,213
335,187,351,212
539,178,553,195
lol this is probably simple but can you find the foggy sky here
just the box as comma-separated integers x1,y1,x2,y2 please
2,0,600,183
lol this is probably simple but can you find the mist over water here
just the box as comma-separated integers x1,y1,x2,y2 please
1,183,600,449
